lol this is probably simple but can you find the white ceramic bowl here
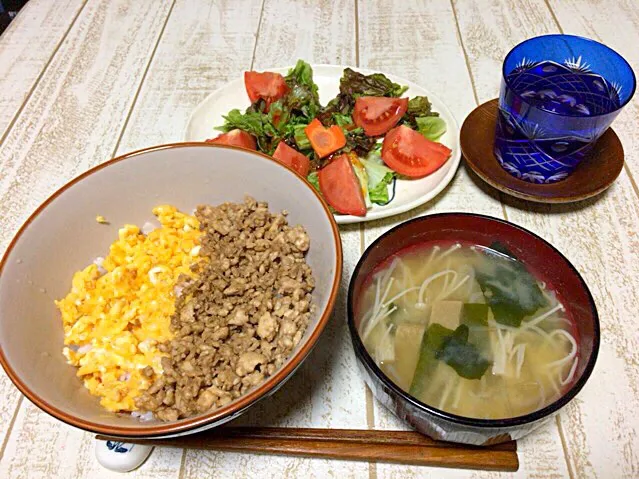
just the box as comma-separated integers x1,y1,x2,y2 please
0,143,342,438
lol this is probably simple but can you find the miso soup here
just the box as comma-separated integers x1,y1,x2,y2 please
358,241,578,420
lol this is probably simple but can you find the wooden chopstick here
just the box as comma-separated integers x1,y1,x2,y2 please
97,427,519,472
204,427,517,451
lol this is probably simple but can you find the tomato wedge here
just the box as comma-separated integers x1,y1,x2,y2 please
206,129,257,150
381,125,451,178
318,154,366,216
353,97,408,136
305,119,346,158
272,141,310,177
244,71,288,109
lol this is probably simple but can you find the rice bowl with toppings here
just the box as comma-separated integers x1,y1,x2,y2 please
0,143,342,437
56,197,315,421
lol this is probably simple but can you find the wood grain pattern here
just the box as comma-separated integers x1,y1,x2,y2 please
99,428,519,472
100,426,517,449
0,1,176,478
0,0,85,140
1,401,183,479
252,0,356,67
358,0,570,478
0,0,173,253
455,0,639,478
115,0,262,154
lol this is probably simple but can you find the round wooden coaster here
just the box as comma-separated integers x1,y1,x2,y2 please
460,99,624,203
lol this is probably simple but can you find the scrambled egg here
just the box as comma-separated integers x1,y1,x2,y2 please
56,205,202,412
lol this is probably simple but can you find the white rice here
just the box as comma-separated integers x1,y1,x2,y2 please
93,256,107,275
77,344,92,354
131,411,155,421
141,221,158,235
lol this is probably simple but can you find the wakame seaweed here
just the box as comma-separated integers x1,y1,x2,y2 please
410,323,491,395
474,242,548,327
435,325,491,380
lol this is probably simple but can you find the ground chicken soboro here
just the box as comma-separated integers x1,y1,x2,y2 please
136,197,315,421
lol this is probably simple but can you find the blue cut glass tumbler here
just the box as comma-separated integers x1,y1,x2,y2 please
495,34,635,183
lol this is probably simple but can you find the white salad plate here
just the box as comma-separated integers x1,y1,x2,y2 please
184,65,461,225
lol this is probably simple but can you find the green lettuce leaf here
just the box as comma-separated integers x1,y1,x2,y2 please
306,171,320,192
284,60,321,120
267,100,290,133
407,96,434,116
333,113,354,128
218,109,266,134
293,124,311,151
402,96,441,130
369,172,395,205
415,116,447,141
360,153,396,205
365,149,384,165
218,109,280,154
286,60,319,98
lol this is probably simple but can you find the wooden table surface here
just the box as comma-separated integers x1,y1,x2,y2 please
0,0,637,477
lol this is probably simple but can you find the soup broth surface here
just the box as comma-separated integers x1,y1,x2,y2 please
359,241,578,420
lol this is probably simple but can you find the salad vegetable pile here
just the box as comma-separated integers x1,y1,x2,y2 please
207,60,452,217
